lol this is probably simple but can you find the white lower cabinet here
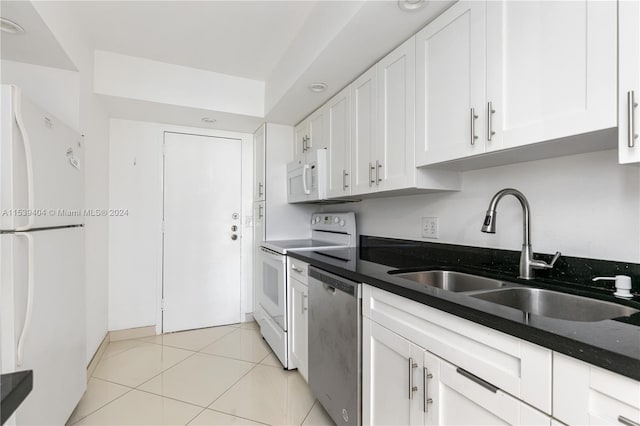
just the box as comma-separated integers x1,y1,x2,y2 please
362,284,640,426
362,284,552,414
288,275,308,382
553,353,640,426
363,315,551,426
363,319,424,426
431,357,550,426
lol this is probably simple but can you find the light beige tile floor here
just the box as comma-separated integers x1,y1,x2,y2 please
68,322,335,426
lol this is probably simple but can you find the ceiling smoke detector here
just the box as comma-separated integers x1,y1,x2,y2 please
309,82,328,93
201,117,216,124
0,17,25,34
398,0,428,12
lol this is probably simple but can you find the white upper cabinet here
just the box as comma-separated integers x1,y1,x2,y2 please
376,37,416,192
417,0,616,167
326,86,352,198
294,107,327,163
486,0,616,152
619,0,640,164
294,120,308,161
253,124,266,202
416,1,486,166
350,67,377,196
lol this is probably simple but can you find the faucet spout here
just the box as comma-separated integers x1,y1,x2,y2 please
481,188,559,280
481,188,531,245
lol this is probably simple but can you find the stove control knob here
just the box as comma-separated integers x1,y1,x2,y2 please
340,220,346,227
333,217,340,224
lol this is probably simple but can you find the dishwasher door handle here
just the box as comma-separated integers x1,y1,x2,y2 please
323,283,336,294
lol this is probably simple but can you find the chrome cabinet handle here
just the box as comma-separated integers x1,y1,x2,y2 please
342,169,349,190
307,135,311,150
408,357,418,399
619,416,640,426
470,107,479,145
628,91,638,148
376,160,382,185
291,265,303,273
369,162,375,186
258,204,263,219
302,294,308,313
487,102,495,142
456,367,498,393
258,182,264,197
423,367,433,412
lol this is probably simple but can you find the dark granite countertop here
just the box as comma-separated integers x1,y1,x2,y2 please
288,237,640,381
1,370,33,425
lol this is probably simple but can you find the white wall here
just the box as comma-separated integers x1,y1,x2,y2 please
108,119,253,332
94,50,264,118
324,150,640,263
31,2,111,364
1,60,80,130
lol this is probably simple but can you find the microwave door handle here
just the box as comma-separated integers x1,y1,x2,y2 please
302,164,311,195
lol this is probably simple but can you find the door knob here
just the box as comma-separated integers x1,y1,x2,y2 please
231,234,238,240
231,225,238,232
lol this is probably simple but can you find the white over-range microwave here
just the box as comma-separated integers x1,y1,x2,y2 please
286,149,327,203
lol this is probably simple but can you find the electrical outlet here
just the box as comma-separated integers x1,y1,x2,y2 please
422,217,439,239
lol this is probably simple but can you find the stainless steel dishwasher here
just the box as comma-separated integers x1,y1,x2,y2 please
308,266,361,426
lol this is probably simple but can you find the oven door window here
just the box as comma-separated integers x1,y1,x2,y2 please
259,251,286,331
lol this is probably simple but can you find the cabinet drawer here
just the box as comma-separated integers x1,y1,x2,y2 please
362,284,552,414
553,353,640,426
287,258,309,282
437,358,551,425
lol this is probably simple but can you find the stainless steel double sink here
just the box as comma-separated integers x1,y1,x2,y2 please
392,270,639,322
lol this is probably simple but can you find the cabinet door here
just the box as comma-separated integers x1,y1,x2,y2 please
363,318,424,426
350,67,377,196
289,278,308,382
553,353,640,426
294,120,308,161
253,201,265,245
375,37,415,191
326,86,351,198
431,358,551,426
415,1,486,166
308,106,327,154
619,0,640,164
253,124,265,202
486,1,616,152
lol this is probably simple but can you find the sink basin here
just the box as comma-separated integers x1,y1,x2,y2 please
471,288,639,322
393,270,511,293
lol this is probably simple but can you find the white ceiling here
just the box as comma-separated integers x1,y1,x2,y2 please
64,1,318,80
0,1,76,70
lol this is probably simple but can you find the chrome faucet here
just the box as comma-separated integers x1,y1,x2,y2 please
481,188,561,280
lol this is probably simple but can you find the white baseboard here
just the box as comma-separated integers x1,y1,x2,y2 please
109,325,156,342
87,333,110,380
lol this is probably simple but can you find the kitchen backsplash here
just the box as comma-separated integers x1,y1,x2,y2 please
322,149,640,263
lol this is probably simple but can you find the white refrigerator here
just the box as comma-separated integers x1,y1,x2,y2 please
0,85,86,425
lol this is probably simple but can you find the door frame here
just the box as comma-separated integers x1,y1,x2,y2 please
157,129,253,334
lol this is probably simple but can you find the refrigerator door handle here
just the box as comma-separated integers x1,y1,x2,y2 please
12,86,35,231
14,232,34,366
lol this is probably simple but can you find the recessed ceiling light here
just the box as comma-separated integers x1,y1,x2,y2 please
309,82,328,93
0,17,25,34
201,117,216,124
398,0,428,12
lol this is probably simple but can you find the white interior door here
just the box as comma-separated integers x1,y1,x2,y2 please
163,132,242,333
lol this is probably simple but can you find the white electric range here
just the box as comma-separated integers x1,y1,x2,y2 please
255,212,356,368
